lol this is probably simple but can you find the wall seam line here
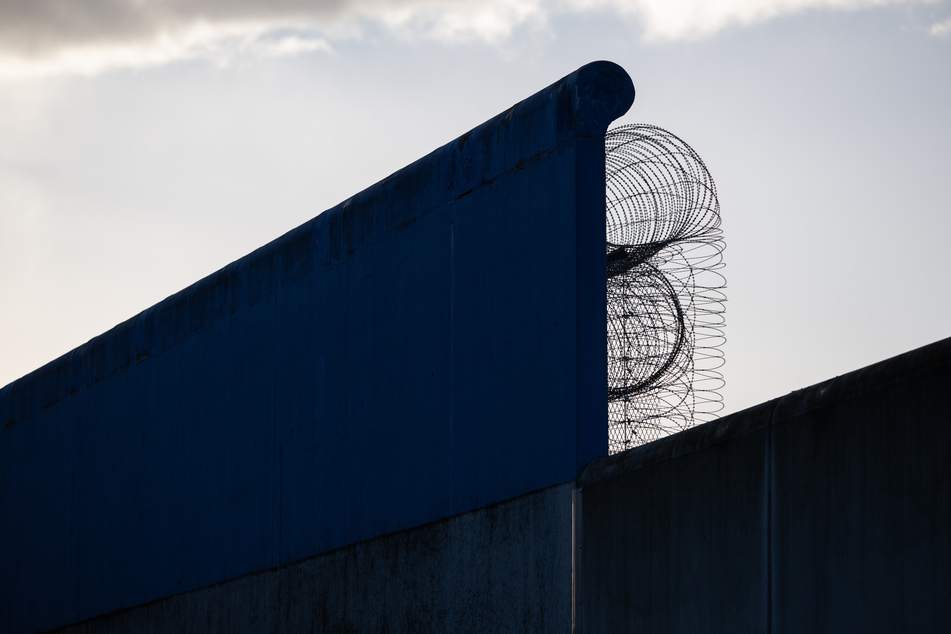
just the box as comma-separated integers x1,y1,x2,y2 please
766,394,788,634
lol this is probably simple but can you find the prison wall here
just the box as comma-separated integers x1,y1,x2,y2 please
577,336,951,633
0,62,635,633
39,337,951,633
52,482,574,634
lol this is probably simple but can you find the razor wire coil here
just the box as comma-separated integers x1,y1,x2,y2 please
606,124,726,453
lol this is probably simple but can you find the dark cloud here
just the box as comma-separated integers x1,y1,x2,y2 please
0,0,383,57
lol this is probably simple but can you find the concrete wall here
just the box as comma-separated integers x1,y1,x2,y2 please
577,336,951,633
53,482,573,634
39,337,950,633
0,62,634,633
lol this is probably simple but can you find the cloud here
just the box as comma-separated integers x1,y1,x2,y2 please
249,34,334,59
377,1,547,44
0,2,344,79
578,0,944,41
0,0,549,78
0,0,941,78
930,16,951,35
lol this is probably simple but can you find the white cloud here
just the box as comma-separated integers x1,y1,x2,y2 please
571,0,943,41
930,16,951,35
0,0,942,78
376,0,546,44
248,34,333,59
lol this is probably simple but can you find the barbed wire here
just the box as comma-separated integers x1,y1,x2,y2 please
606,124,726,453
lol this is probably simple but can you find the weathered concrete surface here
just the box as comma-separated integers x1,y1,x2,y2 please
578,400,770,632
769,340,951,633
52,482,573,634
578,336,951,633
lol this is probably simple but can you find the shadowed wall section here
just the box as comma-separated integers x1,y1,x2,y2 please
20,337,950,633
577,337,951,633
53,483,575,634
0,62,634,633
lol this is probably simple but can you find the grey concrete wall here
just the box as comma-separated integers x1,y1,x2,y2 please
52,481,573,634
577,336,951,634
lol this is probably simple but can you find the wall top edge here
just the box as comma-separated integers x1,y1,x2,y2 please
0,61,635,423
578,335,951,488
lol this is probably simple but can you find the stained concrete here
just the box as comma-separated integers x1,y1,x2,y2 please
51,481,573,634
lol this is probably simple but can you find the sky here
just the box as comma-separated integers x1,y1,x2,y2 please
1,0,949,418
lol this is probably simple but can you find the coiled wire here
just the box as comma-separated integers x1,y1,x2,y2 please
606,124,726,453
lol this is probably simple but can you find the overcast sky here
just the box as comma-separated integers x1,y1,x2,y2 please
1,0,949,418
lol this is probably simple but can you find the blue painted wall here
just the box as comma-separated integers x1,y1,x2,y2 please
0,62,634,632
